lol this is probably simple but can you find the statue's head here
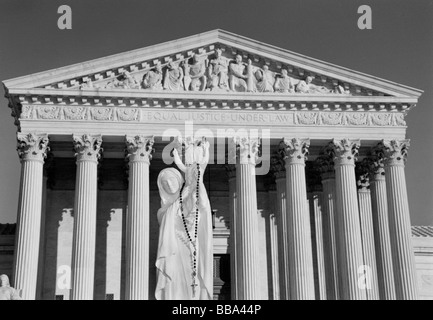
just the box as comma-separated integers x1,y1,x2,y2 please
155,62,162,73
0,274,10,287
215,48,222,57
235,55,242,64
306,76,314,83
263,65,269,71
157,168,184,207
281,69,288,76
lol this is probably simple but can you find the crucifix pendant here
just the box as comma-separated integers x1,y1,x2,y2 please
191,279,198,297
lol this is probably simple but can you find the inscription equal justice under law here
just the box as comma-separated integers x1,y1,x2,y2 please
144,110,294,124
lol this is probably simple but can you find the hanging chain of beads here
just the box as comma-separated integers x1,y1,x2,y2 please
179,162,201,297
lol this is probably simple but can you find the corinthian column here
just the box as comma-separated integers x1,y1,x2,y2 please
233,136,260,299
306,163,326,300
369,154,396,300
280,138,315,300
316,155,339,300
328,139,366,300
225,164,237,300
355,161,379,300
270,154,289,299
125,135,154,300
71,134,102,300
378,140,418,300
13,133,49,300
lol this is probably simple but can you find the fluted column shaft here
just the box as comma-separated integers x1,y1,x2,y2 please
330,139,366,300
234,137,260,299
281,138,315,300
320,171,339,300
308,191,327,300
125,136,154,300
269,212,280,300
226,166,237,300
275,173,289,299
13,133,49,300
267,189,280,300
357,186,380,300
379,140,418,300
370,166,396,300
71,134,102,300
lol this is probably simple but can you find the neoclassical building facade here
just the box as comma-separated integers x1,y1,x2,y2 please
2,30,424,300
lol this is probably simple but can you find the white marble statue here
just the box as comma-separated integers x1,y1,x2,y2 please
155,137,213,300
163,62,184,91
255,65,275,92
229,55,249,92
208,48,229,91
274,69,294,93
0,274,22,300
142,63,163,90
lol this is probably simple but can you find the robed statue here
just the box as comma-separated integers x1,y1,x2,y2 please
155,137,213,300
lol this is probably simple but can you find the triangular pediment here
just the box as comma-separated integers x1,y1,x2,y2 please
3,29,422,99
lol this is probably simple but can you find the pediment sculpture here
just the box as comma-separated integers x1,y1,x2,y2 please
79,49,352,95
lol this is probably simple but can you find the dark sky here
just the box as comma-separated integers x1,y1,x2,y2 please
0,0,432,225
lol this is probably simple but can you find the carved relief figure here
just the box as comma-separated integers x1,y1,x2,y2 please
106,71,140,89
142,63,163,90
229,55,249,92
155,137,213,300
186,55,207,91
208,48,229,91
274,69,294,93
182,60,192,91
255,65,275,93
333,84,350,94
295,75,314,93
163,62,184,91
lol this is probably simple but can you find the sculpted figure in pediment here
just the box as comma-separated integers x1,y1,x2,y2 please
274,69,294,93
333,84,351,94
105,71,140,89
229,55,254,92
295,75,314,93
296,76,332,94
208,48,229,91
163,62,184,91
184,55,207,92
255,65,275,93
142,62,163,90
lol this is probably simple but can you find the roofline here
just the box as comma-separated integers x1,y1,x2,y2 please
3,29,423,98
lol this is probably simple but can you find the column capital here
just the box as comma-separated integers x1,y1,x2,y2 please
270,152,286,180
73,134,103,162
377,139,410,167
233,136,260,165
327,138,360,167
17,133,50,162
279,138,310,165
125,135,154,163
355,158,371,192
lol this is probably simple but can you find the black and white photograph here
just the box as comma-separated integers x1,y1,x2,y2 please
0,0,432,307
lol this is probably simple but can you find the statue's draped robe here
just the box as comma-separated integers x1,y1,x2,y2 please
155,146,213,300
0,275,21,300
